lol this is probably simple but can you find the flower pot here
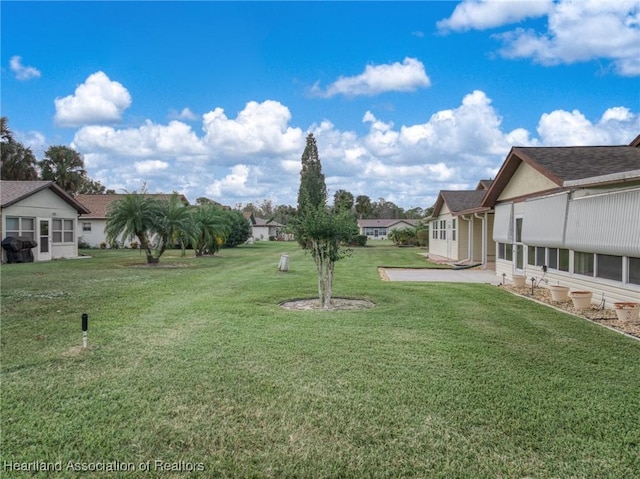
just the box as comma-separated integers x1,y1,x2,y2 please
512,275,526,287
569,291,592,310
613,302,640,322
549,285,569,302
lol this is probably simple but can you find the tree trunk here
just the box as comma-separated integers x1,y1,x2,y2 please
313,240,334,309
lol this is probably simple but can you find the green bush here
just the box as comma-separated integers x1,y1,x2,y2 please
348,234,368,247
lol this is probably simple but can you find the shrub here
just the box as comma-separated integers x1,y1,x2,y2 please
348,235,368,247
130,241,139,249
100,242,107,249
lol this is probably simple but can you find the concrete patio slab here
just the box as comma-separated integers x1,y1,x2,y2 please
381,268,500,284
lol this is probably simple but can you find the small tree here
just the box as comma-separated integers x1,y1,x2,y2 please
292,134,357,309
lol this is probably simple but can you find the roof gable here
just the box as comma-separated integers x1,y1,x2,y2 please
431,189,487,218
1,181,90,213
482,145,640,207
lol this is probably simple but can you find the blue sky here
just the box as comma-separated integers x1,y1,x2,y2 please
2,1,639,209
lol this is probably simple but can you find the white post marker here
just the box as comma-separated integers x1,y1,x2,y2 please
278,254,289,272
82,313,88,348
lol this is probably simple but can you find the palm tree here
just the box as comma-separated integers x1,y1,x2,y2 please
187,204,230,256
355,195,372,219
151,194,192,259
105,191,159,264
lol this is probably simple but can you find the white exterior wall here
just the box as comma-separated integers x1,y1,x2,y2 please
2,189,80,261
78,219,107,247
429,209,458,259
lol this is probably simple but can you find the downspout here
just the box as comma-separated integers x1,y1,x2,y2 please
474,212,486,269
459,215,471,264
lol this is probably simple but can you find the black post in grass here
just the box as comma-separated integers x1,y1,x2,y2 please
82,313,88,349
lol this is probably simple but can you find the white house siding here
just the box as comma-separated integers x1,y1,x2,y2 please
2,188,80,261
429,208,458,260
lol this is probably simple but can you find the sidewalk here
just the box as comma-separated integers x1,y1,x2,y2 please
381,267,500,284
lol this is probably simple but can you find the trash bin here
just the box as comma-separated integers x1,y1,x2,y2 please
1,236,38,263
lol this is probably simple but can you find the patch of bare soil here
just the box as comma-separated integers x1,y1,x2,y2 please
502,285,640,339
280,298,375,311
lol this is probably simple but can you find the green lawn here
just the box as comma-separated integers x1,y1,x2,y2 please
1,242,639,478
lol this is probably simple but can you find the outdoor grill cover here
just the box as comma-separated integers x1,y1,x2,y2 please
1,236,38,263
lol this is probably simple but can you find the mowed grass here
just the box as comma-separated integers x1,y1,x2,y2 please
1,241,639,478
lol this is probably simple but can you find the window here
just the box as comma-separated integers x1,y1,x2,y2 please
439,220,446,240
432,221,438,240
515,218,523,243
596,254,622,282
52,219,74,243
629,257,640,285
547,248,558,269
527,246,546,266
452,219,456,241
5,217,35,240
82,222,92,232
574,251,594,276
498,243,513,261
559,249,569,272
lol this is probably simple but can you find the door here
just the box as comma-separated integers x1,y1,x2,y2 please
38,218,51,261
513,216,525,275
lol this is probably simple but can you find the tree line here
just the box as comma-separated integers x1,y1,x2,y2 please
239,193,432,225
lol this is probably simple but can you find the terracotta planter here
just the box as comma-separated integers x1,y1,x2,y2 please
512,275,526,287
569,291,592,310
613,302,640,322
549,285,569,302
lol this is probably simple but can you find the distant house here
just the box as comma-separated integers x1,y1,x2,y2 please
357,219,419,240
428,180,494,267
1,180,90,262
76,193,190,248
243,212,284,241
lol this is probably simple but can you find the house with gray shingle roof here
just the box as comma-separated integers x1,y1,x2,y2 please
428,180,494,267
1,180,90,262
485,138,640,306
428,134,640,307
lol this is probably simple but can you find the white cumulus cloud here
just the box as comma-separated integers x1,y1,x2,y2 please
537,107,639,145
202,100,304,160
437,0,553,32
54,71,132,127
134,160,170,175
312,58,431,97
9,56,41,80
439,0,640,76
67,90,638,210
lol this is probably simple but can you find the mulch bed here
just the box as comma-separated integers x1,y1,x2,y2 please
502,285,640,340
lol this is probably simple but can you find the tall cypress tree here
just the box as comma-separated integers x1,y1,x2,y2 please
297,133,327,213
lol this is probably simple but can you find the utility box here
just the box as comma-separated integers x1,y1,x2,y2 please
278,254,289,272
